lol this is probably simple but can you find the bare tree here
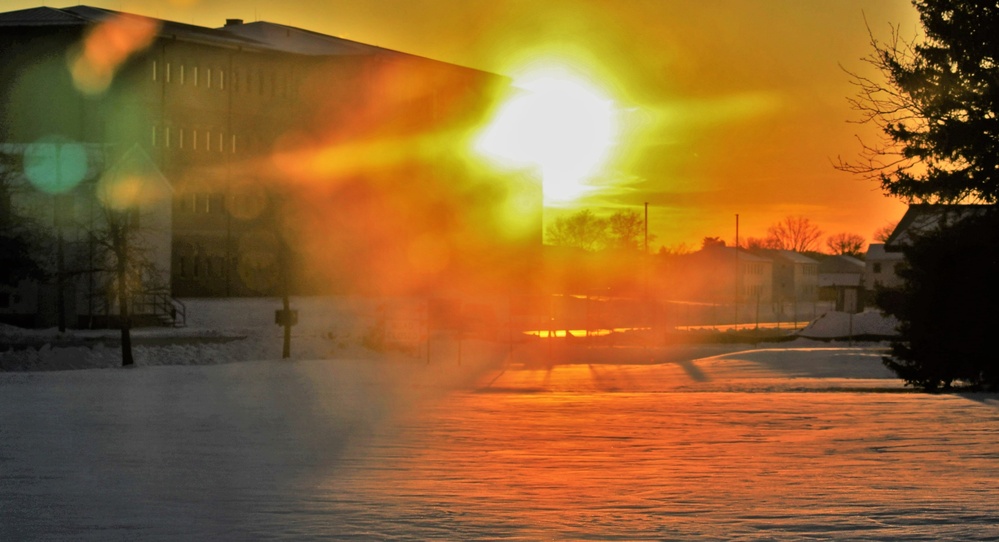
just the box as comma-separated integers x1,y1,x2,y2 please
658,242,692,256
607,209,655,251
826,232,866,256
838,5,999,204
546,209,607,251
764,216,823,252
0,153,45,286
701,236,726,249
873,222,896,243
91,205,160,367
743,236,775,250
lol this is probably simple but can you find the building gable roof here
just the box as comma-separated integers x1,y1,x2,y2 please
0,6,89,26
818,254,865,274
885,203,993,249
0,5,498,78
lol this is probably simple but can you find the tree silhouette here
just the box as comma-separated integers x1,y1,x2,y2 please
0,154,45,286
825,232,866,256
840,0,999,203
873,222,896,243
842,0,999,390
607,210,646,251
545,209,607,251
701,236,725,249
764,216,823,252
876,211,999,390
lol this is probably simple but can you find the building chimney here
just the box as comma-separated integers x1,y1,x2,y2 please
225,18,243,27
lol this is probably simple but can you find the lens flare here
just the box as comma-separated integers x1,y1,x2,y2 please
68,12,159,95
22,136,89,194
476,66,620,205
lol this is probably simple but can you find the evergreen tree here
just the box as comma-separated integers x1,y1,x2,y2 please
845,0,999,203
876,210,999,390
844,0,999,390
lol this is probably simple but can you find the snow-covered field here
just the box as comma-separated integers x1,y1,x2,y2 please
2,298,998,540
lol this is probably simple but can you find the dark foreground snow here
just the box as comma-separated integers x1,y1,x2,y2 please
2,299,997,540
3,342,999,540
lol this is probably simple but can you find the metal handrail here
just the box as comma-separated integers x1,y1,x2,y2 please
131,291,186,327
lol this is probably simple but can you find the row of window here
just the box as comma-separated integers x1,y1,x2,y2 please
152,125,236,153
153,60,224,89
744,284,765,297
152,60,297,98
177,192,225,214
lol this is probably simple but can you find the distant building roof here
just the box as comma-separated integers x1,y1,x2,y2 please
865,243,904,262
754,249,818,264
0,5,496,78
0,6,89,26
0,6,263,49
696,246,771,262
217,20,393,56
818,254,865,274
885,203,993,250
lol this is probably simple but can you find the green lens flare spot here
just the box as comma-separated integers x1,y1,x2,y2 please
23,137,89,194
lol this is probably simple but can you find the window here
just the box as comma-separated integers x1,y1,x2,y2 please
193,66,198,86
231,134,237,153
166,62,171,83
873,263,882,274
232,69,239,92
180,64,185,85
207,68,212,89
152,60,157,81
219,70,225,90
165,126,171,148
151,125,157,147
218,132,223,152
192,130,198,150
205,131,211,151
179,128,184,149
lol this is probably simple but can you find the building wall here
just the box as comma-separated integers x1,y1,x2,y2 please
1,10,539,302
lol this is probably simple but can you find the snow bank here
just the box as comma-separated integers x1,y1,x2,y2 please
798,309,900,339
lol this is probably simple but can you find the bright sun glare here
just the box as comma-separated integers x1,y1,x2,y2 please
476,68,619,205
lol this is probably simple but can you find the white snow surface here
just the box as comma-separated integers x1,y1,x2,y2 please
2,298,998,540
798,309,900,339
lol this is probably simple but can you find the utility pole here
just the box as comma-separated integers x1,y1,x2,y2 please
734,213,739,330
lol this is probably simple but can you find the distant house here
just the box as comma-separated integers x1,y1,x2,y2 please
817,254,865,312
864,243,905,292
884,204,992,249
864,204,993,298
757,249,819,306
667,246,773,306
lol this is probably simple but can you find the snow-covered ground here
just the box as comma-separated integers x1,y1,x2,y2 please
2,298,998,540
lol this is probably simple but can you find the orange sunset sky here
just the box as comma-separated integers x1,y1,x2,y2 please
3,0,922,249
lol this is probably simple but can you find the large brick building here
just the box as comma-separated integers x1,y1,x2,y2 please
1,6,540,323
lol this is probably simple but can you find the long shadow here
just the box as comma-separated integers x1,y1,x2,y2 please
676,359,710,382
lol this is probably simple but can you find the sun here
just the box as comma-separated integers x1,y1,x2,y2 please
476,67,619,205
